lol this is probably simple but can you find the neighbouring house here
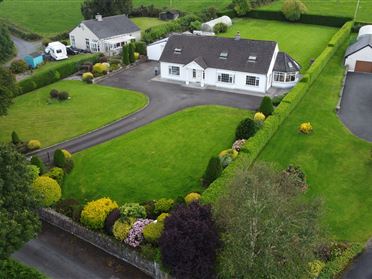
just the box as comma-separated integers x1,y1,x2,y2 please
345,25,372,73
159,10,179,21
159,34,301,94
201,16,232,32
24,52,44,69
69,14,141,56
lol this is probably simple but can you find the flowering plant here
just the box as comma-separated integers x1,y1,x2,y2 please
125,218,153,247
299,122,313,134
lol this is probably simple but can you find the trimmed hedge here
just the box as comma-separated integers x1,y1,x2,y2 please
201,21,353,204
0,19,42,41
18,54,100,95
0,259,47,279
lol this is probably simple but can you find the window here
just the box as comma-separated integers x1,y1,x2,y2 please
286,72,296,82
193,69,196,78
85,38,90,50
274,72,296,83
174,48,182,54
56,49,62,54
168,66,180,76
218,73,234,83
219,51,228,59
246,75,260,86
203,71,205,80
274,72,285,82
248,55,257,63
71,36,76,48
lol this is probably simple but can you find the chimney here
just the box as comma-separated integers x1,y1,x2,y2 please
235,32,241,40
95,13,102,21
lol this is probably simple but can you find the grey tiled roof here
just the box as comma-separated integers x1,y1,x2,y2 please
345,35,372,57
83,14,140,39
160,34,277,75
273,52,301,72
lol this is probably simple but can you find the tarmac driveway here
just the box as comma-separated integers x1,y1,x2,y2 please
31,61,261,162
339,72,372,142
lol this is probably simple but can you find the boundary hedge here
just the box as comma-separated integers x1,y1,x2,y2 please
201,21,353,204
17,54,100,95
0,19,42,41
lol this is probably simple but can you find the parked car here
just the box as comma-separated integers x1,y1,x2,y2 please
66,46,79,55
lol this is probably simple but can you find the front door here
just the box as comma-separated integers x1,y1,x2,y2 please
192,69,202,83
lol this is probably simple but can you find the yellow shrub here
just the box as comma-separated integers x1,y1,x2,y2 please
134,52,140,60
82,72,94,81
27,140,41,150
92,63,108,74
80,198,118,230
219,149,238,160
157,213,170,223
254,112,266,122
113,218,135,241
184,193,201,205
299,122,313,134
32,176,61,206
143,221,163,244
308,260,325,278
62,149,72,160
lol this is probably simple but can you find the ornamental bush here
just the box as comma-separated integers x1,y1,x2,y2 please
92,63,108,77
120,203,147,220
213,22,228,34
254,112,266,122
11,131,21,145
154,198,174,214
49,89,59,99
125,219,153,247
62,149,72,160
122,45,130,65
27,165,40,181
308,260,325,278
53,149,66,168
141,200,157,219
259,96,274,116
184,192,201,205
104,208,121,234
55,198,82,221
82,72,94,83
27,140,41,151
143,221,164,244
299,122,313,134
113,218,135,241
232,139,246,151
235,118,258,140
9,59,28,74
135,41,147,55
57,91,69,101
219,149,239,168
282,0,307,21
30,155,45,174
80,198,119,230
32,176,61,206
129,43,135,63
134,52,140,61
44,167,64,185
202,156,223,187
157,213,170,223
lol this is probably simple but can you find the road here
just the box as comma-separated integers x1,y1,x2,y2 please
12,222,150,279
342,240,372,279
7,35,42,66
30,61,262,162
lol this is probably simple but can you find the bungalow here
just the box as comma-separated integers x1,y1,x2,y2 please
159,34,301,94
69,14,141,56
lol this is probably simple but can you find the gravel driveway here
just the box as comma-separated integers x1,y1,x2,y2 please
339,72,372,142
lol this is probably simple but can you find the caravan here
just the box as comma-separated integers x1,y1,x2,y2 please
45,42,68,61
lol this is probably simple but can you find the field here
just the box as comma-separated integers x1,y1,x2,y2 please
63,106,250,204
220,18,337,71
131,17,165,30
258,41,372,242
0,81,147,147
259,0,372,22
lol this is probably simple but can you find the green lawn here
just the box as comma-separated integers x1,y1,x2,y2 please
63,106,250,204
259,0,372,23
219,18,337,71
131,17,166,30
258,41,372,242
0,81,147,147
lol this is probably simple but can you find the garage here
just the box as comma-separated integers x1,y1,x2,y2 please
355,61,372,73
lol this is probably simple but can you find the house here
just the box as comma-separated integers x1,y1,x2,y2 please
201,16,232,32
147,38,169,61
24,52,44,69
159,34,301,94
345,25,372,73
69,14,141,56
159,10,179,21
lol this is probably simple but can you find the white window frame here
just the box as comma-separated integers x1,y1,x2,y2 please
168,66,180,76
85,38,90,50
246,75,260,86
71,36,76,48
217,72,234,84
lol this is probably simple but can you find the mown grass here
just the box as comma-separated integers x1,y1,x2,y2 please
131,17,166,30
0,80,148,147
258,41,372,242
63,106,251,204
219,18,337,71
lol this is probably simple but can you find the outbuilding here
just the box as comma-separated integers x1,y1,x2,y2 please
345,25,372,73
159,10,179,21
201,16,232,32
24,52,44,69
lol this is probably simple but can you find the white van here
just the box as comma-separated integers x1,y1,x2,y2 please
45,42,68,61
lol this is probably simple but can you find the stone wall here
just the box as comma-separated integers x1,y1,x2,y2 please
40,208,171,279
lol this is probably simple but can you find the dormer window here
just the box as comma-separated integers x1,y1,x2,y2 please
219,51,228,59
248,55,257,63
174,48,182,54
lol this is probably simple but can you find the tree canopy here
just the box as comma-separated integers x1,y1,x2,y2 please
0,67,18,116
81,0,133,19
0,144,41,259
0,26,14,63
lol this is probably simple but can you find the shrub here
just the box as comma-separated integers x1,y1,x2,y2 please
202,156,223,187
140,244,161,261
32,176,61,206
27,164,40,181
129,43,135,64
299,122,313,134
30,156,45,174
11,131,21,145
135,41,147,55
134,52,140,61
232,139,246,151
49,89,59,99
282,0,307,21
213,22,228,34
143,221,164,244
157,213,170,223
125,218,153,247
141,200,157,219
232,0,251,16
64,158,74,174
122,45,130,65
92,63,108,77
9,59,28,74
190,20,202,31
44,167,64,185
113,218,135,241
272,94,287,106
259,96,274,116
120,203,147,220
254,112,266,123
57,91,69,101
0,259,47,279
154,198,174,214
62,149,72,160
309,260,325,278
218,149,239,168
235,118,258,140
184,192,201,205
53,149,66,168
159,202,219,278
27,140,41,151
82,72,94,83
80,198,119,230
55,198,82,221
104,208,121,234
